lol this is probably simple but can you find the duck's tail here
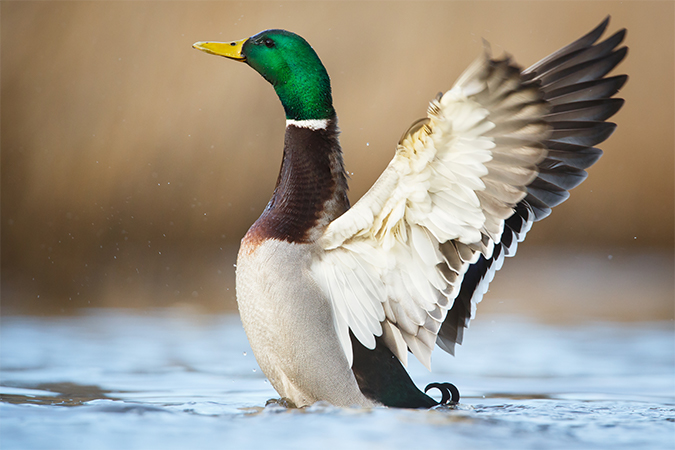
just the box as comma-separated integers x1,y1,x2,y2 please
350,333,459,408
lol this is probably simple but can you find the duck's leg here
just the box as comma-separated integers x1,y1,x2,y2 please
350,333,459,408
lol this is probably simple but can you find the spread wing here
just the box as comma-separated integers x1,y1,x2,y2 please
310,17,627,369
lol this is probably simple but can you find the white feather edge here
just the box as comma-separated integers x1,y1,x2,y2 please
467,207,534,321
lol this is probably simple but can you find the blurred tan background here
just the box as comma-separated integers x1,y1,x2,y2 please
2,1,673,319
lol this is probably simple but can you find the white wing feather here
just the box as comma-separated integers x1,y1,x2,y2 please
310,52,549,369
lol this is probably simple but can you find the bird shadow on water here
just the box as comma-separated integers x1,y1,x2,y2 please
0,382,115,407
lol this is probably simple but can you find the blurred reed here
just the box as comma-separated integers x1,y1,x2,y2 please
1,1,673,316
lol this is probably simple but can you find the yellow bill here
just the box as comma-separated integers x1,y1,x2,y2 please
192,38,247,61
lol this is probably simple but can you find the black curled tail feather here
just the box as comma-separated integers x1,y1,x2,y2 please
425,382,460,405
350,333,439,408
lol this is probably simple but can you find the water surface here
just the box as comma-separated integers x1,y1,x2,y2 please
1,309,673,449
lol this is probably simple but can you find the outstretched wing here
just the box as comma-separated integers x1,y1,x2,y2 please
438,17,627,354
310,17,627,369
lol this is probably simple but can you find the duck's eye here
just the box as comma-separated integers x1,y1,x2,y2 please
263,38,275,48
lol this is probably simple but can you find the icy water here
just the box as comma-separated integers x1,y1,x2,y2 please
1,309,673,450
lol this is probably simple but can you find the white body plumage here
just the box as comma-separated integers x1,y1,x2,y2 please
236,239,374,407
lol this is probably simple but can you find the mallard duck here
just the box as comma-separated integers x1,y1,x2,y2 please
193,17,627,408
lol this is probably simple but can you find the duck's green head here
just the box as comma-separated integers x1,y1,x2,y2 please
193,29,334,121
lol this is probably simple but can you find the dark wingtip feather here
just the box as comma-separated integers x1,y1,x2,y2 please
543,46,628,92
549,121,618,147
537,165,589,191
524,194,553,221
546,75,628,104
528,179,571,208
546,147,604,169
547,98,625,122
523,16,611,76
532,28,627,83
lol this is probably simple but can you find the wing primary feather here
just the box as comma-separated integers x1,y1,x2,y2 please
523,16,609,75
545,98,624,122
545,147,603,169
533,29,626,84
541,47,628,92
545,75,627,104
